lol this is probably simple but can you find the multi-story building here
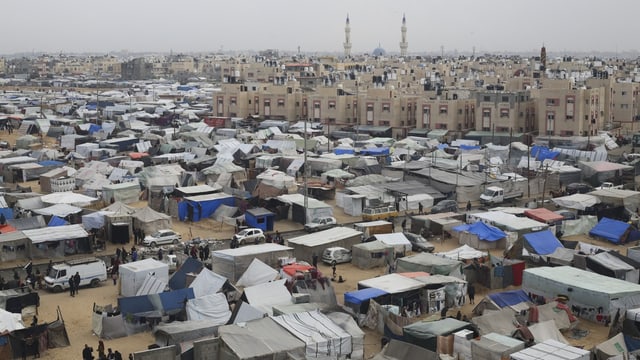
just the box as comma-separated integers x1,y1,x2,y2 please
533,87,605,137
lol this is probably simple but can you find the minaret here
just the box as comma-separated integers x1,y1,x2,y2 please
540,44,547,71
399,14,408,57
344,14,352,58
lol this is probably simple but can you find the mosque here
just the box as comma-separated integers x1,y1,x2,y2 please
343,14,408,57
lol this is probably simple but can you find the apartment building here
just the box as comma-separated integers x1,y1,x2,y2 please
474,90,536,134
533,87,605,137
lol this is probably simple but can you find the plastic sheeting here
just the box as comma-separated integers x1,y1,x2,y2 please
551,193,600,210
437,245,487,261
243,279,291,316
453,222,506,241
561,215,598,237
219,317,306,359
188,268,227,298
235,258,279,288
589,217,631,244
186,292,232,323
523,230,563,255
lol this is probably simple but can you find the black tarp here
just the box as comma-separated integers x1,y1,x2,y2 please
5,292,39,314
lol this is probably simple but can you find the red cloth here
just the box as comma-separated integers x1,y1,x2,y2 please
511,261,526,286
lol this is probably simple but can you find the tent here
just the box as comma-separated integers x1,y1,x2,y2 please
131,206,172,236
396,252,463,278
586,251,640,283
371,339,437,360
23,224,91,258
523,208,564,225
287,227,363,264
523,266,640,324
102,181,140,204
373,233,412,254
118,288,195,318
326,312,365,360
351,240,394,270
470,333,525,360
186,292,232,323
523,230,564,255
472,289,532,316
0,232,31,262
211,243,293,283
402,318,475,352
437,244,487,261
153,319,218,350
344,287,389,315
188,268,229,298
589,217,632,244
453,221,507,249
235,258,279,288
178,193,235,222
272,310,352,360
168,257,204,290
119,258,169,297
510,338,588,359
471,307,519,336
242,279,291,316
218,317,306,360
551,193,600,210
92,303,128,339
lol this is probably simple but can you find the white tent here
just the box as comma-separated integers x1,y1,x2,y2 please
40,191,97,206
186,292,232,323
437,245,488,261
218,317,306,359
551,193,600,210
188,268,227,298
0,308,24,332
243,279,291,316
373,233,412,254
235,258,279,288
272,310,352,360
119,258,169,297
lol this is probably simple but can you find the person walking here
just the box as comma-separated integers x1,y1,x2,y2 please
401,218,407,232
312,253,318,268
82,344,94,360
97,340,105,359
418,202,423,215
157,248,163,261
73,272,81,295
466,200,472,212
467,283,476,304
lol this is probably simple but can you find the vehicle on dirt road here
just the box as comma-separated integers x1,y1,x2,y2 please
143,229,182,247
232,228,265,246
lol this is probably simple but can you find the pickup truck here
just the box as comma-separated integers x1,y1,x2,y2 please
596,182,623,190
480,186,523,205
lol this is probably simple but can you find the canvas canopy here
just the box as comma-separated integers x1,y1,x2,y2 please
452,221,506,241
402,318,474,352
358,273,425,294
243,279,291,316
189,268,228,298
551,193,600,210
437,244,487,260
131,206,172,235
524,208,564,224
235,258,279,288
186,292,232,323
40,192,97,205
154,319,218,348
373,233,411,254
351,240,394,269
211,243,293,283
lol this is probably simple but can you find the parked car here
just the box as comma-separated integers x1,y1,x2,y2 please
232,228,265,246
322,247,352,265
565,183,593,195
143,229,182,247
403,232,435,253
304,216,338,232
430,200,458,214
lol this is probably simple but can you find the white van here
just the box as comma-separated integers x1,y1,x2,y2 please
44,257,108,292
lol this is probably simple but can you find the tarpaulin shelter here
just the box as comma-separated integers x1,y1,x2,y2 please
326,312,365,360
344,287,389,315
402,318,475,352
47,216,68,227
211,243,293,283
92,303,128,339
242,279,291,316
23,224,91,258
119,258,169,297
470,332,525,359
437,245,487,261
188,268,229,298
272,310,352,360
168,257,203,290
102,201,135,244
373,233,412,254
351,240,394,270
186,292,232,323
153,319,218,349
471,307,519,336
523,230,564,255
523,208,564,225
101,181,140,204
287,227,363,264
586,251,640,284
218,317,306,360
371,339,437,360
131,206,172,236
472,289,532,316
589,217,632,244
235,258,279,288
118,287,195,318
178,193,235,222
453,221,507,249
0,231,30,262
395,252,463,278
551,193,600,210
523,266,640,324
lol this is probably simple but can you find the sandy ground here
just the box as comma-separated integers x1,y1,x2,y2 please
0,130,618,358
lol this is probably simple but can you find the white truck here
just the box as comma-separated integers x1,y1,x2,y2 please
44,257,108,292
596,182,624,190
480,186,523,205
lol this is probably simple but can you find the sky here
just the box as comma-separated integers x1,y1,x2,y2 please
2,0,638,55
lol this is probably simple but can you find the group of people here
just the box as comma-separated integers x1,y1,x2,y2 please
132,228,146,245
186,243,210,260
83,342,128,360
265,230,284,245
68,271,81,297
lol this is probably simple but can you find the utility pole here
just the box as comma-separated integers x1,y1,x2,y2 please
527,142,531,199
303,120,308,222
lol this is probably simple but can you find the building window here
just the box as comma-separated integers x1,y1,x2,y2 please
379,121,390,126
382,103,390,112
501,96,509,102
436,123,447,129
439,105,448,114
329,101,336,109
621,104,629,109
546,98,559,106
230,97,237,106
277,99,285,107
546,111,555,134
622,91,627,96
496,126,509,132
248,72,254,77
483,96,491,102
500,109,509,118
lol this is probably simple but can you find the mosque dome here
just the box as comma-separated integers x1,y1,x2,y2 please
372,47,386,56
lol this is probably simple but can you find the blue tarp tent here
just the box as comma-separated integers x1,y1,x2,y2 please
47,216,68,227
589,217,632,244
360,147,389,156
459,144,481,151
88,124,102,134
38,160,65,167
334,148,355,155
453,222,506,241
344,287,388,305
177,194,235,222
118,288,195,317
168,257,204,290
523,230,563,255
531,145,560,161
487,289,531,308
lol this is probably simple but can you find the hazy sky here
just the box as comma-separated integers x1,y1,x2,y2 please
2,0,638,55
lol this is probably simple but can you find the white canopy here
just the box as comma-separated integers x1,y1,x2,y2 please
236,258,279,288
551,193,601,210
186,292,232,324
437,244,488,260
40,192,97,205
243,279,291,316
